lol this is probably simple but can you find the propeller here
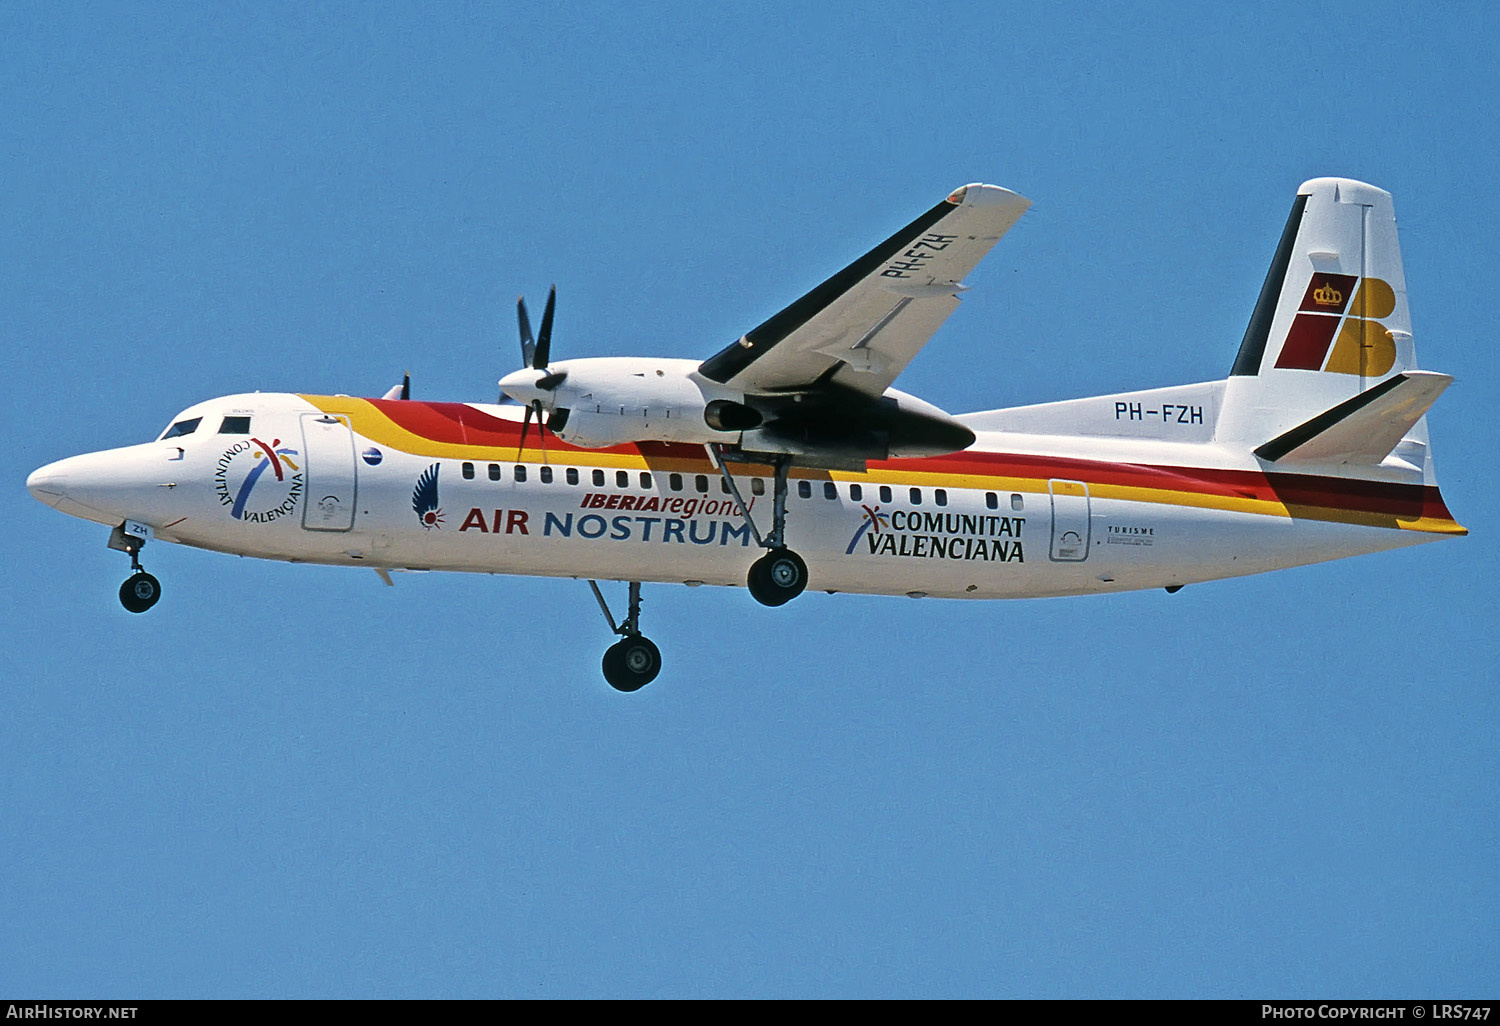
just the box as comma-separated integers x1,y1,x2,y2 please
508,285,568,455
381,372,411,401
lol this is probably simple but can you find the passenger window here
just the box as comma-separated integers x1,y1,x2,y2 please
670,473,683,491
218,416,251,434
823,481,837,500
849,484,862,502
640,472,652,489
720,478,731,494
514,465,527,482
909,487,922,505
566,467,579,485
617,471,630,488
797,480,812,499
751,478,765,496
593,469,605,487
694,475,709,494
985,492,998,509
462,462,475,480
1011,493,1025,511
935,488,947,507
540,466,553,484
489,463,501,481
161,417,202,440
879,485,892,503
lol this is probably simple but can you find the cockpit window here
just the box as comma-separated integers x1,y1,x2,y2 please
218,416,251,434
161,417,202,440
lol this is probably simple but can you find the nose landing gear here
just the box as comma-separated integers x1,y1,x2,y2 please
109,521,161,613
120,571,161,613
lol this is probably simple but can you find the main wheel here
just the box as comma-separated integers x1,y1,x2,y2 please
119,572,161,613
747,547,808,607
602,636,661,692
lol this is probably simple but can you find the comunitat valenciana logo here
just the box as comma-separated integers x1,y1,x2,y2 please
214,437,303,522
1276,273,1399,375
845,504,1027,563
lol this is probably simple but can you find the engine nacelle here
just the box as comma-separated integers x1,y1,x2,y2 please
539,357,753,449
739,386,975,470
511,356,972,466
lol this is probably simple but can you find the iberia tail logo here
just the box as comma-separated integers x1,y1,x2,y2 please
1275,273,1398,376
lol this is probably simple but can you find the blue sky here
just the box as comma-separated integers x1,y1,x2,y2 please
3,1,1496,998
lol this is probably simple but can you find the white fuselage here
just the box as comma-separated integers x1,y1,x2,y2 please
26,390,1456,601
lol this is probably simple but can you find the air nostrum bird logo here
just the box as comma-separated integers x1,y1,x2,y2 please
413,462,443,529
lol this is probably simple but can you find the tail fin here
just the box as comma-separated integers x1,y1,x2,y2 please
1217,178,1433,462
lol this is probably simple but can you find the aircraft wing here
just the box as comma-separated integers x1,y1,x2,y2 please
698,184,1030,397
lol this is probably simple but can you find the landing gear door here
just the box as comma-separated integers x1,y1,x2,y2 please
300,414,357,532
1048,479,1090,561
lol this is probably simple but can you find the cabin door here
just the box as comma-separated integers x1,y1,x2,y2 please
300,413,358,531
1048,479,1091,561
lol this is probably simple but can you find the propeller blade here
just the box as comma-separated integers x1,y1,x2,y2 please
518,401,534,455
534,285,556,369
400,371,410,401
532,400,549,462
538,370,568,391
517,296,536,369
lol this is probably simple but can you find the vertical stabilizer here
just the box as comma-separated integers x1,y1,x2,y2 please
1217,179,1421,449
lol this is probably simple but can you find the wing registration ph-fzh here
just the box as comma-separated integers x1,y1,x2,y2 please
27,179,1465,691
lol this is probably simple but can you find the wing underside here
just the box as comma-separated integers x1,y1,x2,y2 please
698,184,1030,396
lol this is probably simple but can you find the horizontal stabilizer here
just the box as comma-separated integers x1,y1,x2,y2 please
1254,370,1451,465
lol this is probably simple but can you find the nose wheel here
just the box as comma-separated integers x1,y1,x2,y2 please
109,520,162,613
120,572,161,613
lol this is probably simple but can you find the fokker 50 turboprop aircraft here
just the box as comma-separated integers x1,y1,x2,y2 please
28,178,1465,690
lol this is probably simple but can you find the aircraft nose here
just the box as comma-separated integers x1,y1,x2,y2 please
26,461,69,507
26,447,168,520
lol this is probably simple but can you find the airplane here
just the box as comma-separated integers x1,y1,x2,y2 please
27,177,1465,691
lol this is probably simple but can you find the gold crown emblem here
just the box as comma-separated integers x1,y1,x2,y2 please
1313,282,1343,306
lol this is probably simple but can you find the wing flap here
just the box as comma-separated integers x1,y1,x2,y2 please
699,184,1029,395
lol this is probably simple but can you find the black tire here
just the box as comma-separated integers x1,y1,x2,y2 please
602,636,661,692
119,572,161,613
746,547,808,607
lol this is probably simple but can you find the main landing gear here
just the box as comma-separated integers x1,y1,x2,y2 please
708,448,809,608
747,548,808,608
109,521,161,614
589,580,662,692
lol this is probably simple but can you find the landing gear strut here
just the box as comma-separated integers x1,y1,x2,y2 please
707,448,809,608
589,580,661,692
109,521,161,614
